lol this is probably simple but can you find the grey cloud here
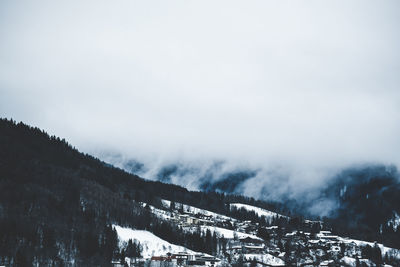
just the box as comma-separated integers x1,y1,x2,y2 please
1,0,400,203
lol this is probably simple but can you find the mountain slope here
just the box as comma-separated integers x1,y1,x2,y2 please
2,118,400,266
321,166,400,248
0,118,283,265
113,225,197,258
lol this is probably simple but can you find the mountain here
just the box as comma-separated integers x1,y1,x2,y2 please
106,152,400,249
316,165,400,248
0,118,281,265
101,155,257,194
1,118,400,266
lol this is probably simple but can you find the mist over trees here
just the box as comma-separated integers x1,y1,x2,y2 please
0,118,286,265
1,118,400,265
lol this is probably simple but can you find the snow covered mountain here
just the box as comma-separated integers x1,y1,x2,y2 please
1,119,400,266
141,198,400,266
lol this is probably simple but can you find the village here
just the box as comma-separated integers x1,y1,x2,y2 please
113,200,400,267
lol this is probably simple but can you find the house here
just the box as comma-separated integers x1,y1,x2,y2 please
123,257,146,267
200,215,213,221
172,252,190,266
328,245,341,254
150,256,170,267
242,244,264,254
187,255,220,266
226,240,243,255
226,238,265,255
307,239,325,248
198,219,213,226
111,261,125,267
317,231,338,241
319,259,334,266
239,236,264,245
343,241,361,257
178,214,197,225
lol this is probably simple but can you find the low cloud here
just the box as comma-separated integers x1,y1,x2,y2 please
1,0,400,208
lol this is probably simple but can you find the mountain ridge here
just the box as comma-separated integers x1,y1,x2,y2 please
0,118,285,265
1,118,400,266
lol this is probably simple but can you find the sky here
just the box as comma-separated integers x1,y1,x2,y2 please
1,1,400,199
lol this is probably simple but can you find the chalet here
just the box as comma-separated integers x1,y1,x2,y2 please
285,231,297,237
188,255,220,266
172,252,190,266
198,219,213,226
316,231,338,241
320,230,331,235
111,261,125,267
242,244,264,254
150,256,170,267
187,260,207,266
200,214,213,221
319,259,334,266
328,245,341,254
178,214,197,225
266,244,281,255
239,236,264,245
122,257,146,267
307,239,325,248
226,238,265,255
149,253,219,267
226,243,243,255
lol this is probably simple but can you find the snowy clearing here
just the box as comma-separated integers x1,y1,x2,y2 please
113,225,196,259
161,199,235,221
197,226,262,240
230,203,287,221
244,253,285,266
338,237,400,259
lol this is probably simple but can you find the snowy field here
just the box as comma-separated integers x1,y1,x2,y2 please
338,236,400,259
181,225,263,241
113,225,196,259
140,202,174,221
162,199,235,221
230,203,287,221
243,253,285,266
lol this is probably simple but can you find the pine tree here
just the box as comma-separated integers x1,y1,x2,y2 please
170,201,176,211
101,225,119,262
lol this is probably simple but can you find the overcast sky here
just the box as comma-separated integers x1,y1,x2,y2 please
1,1,400,187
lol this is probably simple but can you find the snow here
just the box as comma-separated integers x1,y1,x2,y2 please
199,226,263,240
387,211,400,231
161,199,171,207
140,202,174,221
113,225,196,259
162,199,235,221
320,259,334,266
360,259,374,266
340,256,356,266
338,237,400,259
243,253,285,266
305,219,323,225
230,203,287,222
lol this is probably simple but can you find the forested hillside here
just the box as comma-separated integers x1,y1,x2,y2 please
0,118,283,265
319,166,400,249
1,118,400,266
